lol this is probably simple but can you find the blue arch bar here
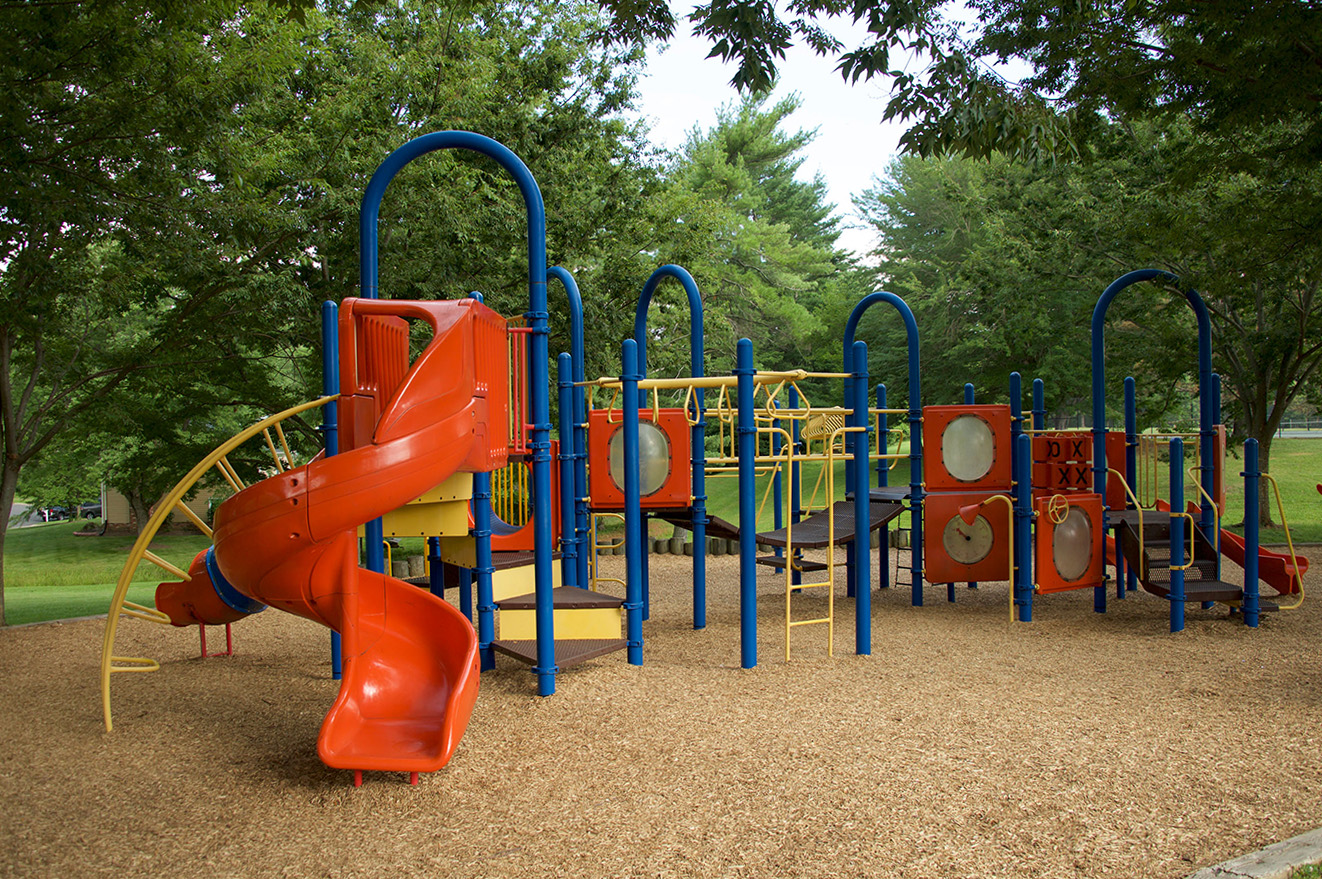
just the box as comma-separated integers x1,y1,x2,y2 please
358,131,556,695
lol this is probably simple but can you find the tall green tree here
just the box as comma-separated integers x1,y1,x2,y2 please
0,1,325,623
592,1,1322,166
647,95,856,381
0,0,663,622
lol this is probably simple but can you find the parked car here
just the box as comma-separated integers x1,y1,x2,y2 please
78,501,102,519
41,506,70,522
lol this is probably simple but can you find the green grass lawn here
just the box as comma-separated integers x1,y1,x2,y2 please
4,439,1318,626
4,520,212,625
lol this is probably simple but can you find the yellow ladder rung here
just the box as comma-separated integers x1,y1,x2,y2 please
142,550,190,582
121,601,172,624
262,429,286,472
788,617,831,627
172,500,213,538
273,422,294,470
109,656,161,673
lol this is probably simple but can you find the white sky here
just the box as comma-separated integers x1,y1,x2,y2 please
629,13,911,257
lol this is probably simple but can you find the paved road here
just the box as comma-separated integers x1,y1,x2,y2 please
9,503,46,528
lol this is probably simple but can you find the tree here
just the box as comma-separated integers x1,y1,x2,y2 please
0,0,662,622
592,1,1322,166
644,95,858,383
859,118,1322,525
855,150,1194,417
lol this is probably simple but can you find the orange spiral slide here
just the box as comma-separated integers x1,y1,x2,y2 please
156,297,509,776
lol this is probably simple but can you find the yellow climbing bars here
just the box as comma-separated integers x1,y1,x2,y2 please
100,395,337,733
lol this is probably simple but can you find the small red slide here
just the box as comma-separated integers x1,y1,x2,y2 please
157,298,508,776
1217,527,1308,596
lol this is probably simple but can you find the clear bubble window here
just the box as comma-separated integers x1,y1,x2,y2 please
941,414,996,482
608,421,672,496
1052,506,1093,581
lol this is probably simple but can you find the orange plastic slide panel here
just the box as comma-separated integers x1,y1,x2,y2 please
1034,493,1105,594
488,442,562,552
923,491,1012,583
922,405,1012,493
203,297,503,774
337,297,510,470
317,566,480,774
1217,523,1308,596
1105,431,1128,510
587,408,692,510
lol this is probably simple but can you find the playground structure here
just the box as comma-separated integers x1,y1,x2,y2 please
99,132,1309,783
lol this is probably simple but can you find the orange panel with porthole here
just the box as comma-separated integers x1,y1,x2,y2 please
587,408,692,510
1034,492,1104,594
922,405,1013,493
922,491,1012,583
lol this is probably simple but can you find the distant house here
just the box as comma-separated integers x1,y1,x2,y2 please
103,485,229,534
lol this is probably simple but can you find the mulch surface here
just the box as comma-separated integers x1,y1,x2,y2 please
2,551,1320,878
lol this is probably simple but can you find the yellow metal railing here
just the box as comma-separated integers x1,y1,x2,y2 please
1263,472,1305,610
588,512,626,593
100,395,336,733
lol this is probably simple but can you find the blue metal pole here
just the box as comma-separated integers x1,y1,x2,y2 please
466,291,497,671
1009,372,1026,619
622,341,644,665
1092,270,1181,612
1121,376,1138,596
548,267,590,593
789,385,803,589
1242,439,1261,627
1032,378,1045,432
877,384,889,591
632,265,706,630
473,468,496,671
357,131,551,694
1009,373,1022,452
1169,438,1186,633
321,301,342,681
852,341,872,654
841,291,921,607
736,339,757,669
556,354,578,589
1014,432,1033,622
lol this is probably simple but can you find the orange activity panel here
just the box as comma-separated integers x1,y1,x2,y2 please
1034,493,1104,594
588,408,691,510
922,405,1012,493
923,491,1012,583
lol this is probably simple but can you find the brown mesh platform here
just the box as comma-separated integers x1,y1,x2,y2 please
655,509,742,541
492,638,628,668
756,501,904,549
494,586,623,611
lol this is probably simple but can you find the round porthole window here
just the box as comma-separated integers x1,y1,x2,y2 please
941,414,995,483
1052,506,1093,582
607,421,672,496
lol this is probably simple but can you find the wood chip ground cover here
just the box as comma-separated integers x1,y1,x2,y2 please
2,552,1319,878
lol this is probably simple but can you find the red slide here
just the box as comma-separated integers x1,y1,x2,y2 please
1217,527,1308,596
1134,499,1309,597
157,298,509,776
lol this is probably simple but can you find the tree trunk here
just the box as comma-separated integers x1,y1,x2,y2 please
1253,431,1277,528
127,489,153,537
0,458,19,625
